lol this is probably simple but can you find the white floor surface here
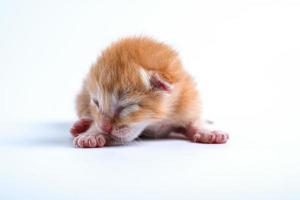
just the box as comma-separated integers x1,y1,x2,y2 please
1,117,299,200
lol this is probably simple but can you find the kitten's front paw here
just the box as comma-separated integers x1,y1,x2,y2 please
192,130,229,144
70,117,93,137
73,134,106,148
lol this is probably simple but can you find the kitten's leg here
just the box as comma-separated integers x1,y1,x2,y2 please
73,123,106,148
70,117,93,137
183,123,229,144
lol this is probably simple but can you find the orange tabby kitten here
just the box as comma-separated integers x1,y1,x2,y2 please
70,37,229,148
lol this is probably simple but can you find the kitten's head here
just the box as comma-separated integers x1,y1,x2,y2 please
86,37,183,143
87,65,174,143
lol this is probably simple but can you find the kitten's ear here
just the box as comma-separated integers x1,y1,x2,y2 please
139,68,172,92
149,73,172,93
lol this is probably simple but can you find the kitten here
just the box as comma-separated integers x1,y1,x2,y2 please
70,37,229,148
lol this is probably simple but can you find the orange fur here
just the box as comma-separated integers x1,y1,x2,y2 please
76,37,201,130
72,36,230,147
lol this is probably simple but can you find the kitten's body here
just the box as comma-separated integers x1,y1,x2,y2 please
71,37,228,147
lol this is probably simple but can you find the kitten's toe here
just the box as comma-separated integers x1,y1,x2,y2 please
95,135,106,147
73,134,106,148
211,130,229,143
192,130,229,144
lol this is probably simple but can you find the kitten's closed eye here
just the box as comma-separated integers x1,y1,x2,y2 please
118,104,140,117
115,106,125,115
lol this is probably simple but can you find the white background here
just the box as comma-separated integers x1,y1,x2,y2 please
1,0,300,199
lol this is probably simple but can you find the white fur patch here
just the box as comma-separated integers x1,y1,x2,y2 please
111,120,150,143
139,68,151,89
125,120,151,142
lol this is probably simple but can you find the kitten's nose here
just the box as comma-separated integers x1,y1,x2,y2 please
101,118,112,134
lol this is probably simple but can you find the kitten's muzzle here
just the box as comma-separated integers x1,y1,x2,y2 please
101,118,113,134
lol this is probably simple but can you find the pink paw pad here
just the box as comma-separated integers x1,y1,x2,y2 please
193,130,229,144
73,134,106,148
70,118,93,137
